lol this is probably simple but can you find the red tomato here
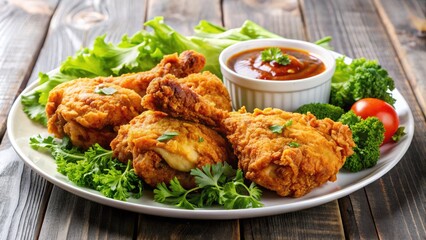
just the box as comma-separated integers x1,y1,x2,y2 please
351,98,399,144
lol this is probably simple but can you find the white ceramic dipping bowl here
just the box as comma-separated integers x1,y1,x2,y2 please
219,39,336,112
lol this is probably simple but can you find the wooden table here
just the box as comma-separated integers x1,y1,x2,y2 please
1,0,425,239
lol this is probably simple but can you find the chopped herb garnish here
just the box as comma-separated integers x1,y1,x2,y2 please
198,136,204,143
95,85,117,95
261,47,291,66
288,141,300,147
157,132,179,142
269,125,284,134
269,120,293,134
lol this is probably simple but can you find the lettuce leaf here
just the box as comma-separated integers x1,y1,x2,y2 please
21,17,284,125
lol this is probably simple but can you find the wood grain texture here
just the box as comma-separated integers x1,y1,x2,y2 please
374,0,426,116
223,0,306,40
0,0,57,140
338,189,378,239
5,169,53,240
27,0,146,84
0,0,57,239
137,215,239,240
241,202,345,239
302,0,426,239
29,0,146,239
39,187,138,240
146,0,222,35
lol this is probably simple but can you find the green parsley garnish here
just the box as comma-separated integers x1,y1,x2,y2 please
392,126,406,142
261,47,291,65
288,141,300,147
154,162,263,209
95,85,117,95
157,132,179,142
269,120,293,134
29,135,143,201
198,136,204,143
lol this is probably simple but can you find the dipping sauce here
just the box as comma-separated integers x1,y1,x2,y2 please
227,47,326,80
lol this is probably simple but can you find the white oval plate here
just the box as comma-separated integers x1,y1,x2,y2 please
8,73,414,220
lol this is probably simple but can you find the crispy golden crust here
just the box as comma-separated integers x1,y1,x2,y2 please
174,71,232,111
111,110,232,188
46,78,143,149
103,50,206,96
221,107,355,197
142,72,230,130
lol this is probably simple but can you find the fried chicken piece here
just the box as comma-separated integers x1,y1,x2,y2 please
111,110,232,188
46,78,144,149
103,50,206,96
142,72,231,129
221,107,355,197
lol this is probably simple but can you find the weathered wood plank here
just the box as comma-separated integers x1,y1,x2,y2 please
137,215,239,240
302,0,426,239
31,0,147,239
373,0,426,116
39,188,137,240
223,0,305,40
338,189,378,239
0,0,57,141
146,0,222,35
27,0,146,84
0,1,57,239
241,202,345,239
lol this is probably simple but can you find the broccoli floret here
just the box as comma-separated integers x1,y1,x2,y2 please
295,103,344,121
339,111,385,172
330,57,395,110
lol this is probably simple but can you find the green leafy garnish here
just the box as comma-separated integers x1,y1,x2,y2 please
261,47,291,65
94,85,117,95
154,162,263,209
157,132,179,142
331,57,395,109
269,120,293,134
392,126,406,142
198,136,204,143
288,142,300,147
29,135,143,201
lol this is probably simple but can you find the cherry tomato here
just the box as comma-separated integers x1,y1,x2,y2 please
351,98,399,144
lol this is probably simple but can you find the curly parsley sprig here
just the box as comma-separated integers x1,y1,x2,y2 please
261,47,291,65
154,162,263,209
29,135,143,201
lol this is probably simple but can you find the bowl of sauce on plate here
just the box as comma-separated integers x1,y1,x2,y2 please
219,39,336,112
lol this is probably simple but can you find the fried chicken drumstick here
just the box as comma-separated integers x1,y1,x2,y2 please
111,110,232,189
222,107,355,197
142,71,231,129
